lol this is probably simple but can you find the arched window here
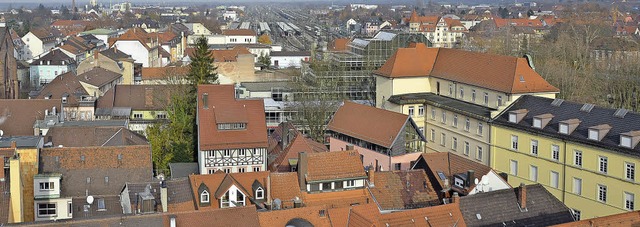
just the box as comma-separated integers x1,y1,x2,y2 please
256,187,264,199
200,190,209,203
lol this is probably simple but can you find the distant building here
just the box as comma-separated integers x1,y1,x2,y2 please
408,11,467,48
270,51,310,69
29,49,75,89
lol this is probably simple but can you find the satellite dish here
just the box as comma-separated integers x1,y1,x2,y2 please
87,195,94,204
0,130,3,137
481,176,489,185
273,198,282,210
474,178,479,185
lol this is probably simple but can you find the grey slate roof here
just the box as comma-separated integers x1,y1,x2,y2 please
124,178,194,207
388,92,494,120
0,136,42,148
100,47,131,61
492,95,640,157
169,162,199,179
30,49,75,66
459,184,574,227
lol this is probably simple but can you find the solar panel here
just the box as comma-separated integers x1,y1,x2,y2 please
580,103,595,113
614,109,629,118
551,99,564,107
437,171,447,180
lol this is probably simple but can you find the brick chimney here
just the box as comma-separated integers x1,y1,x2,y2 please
367,165,375,186
451,192,459,203
518,183,527,210
10,140,17,149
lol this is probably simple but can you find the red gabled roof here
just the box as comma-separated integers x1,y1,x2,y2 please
493,18,545,28
327,101,410,149
197,85,267,151
375,43,559,94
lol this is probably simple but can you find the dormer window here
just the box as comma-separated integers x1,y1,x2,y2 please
200,190,210,203
508,109,528,124
533,118,541,128
559,123,569,134
620,131,640,149
217,123,246,130
255,187,264,199
588,124,611,141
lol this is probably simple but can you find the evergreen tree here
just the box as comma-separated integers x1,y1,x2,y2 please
187,36,218,87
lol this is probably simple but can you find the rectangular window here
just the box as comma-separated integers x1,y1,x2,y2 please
452,137,458,151
68,202,72,216
418,105,424,116
497,95,503,106
440,133,446,146
598,184,607,202
239,149,246,156
224,150,230,157
530,165,538,182
472,89,476,102
552,145,560,161
626,162,635,181
531,140,538,155
599,156,608,174
449,84,453,95
431,108,436,120
238,168,245,173
464,142,470,156
408,106,415,116
511,135,519,150
441,111,446,123
133,113,143,119
574,150,582,167
477,123,483,135
459,87,464,99
453,115,458,127
394,163,401,170
510,160,518,175
253,167,261,172
39,182,55,190
97,198,106,211
465,118,470,131
430,129,435,142
573,178,582,195
37,203,56,217
483,92,489,105
550,171,559,188
625,192,635,210
477,146,483,160
346,180,356,187
572,209,581,221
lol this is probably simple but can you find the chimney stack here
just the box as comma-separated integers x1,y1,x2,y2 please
452,192,459,203
518,183,527,210
466,170,474,187
10,140,17,149
160,181,168,212
368,165,375,186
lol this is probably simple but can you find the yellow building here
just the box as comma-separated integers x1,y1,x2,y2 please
374,43,558,165
491,95,640,220
1,137,43,223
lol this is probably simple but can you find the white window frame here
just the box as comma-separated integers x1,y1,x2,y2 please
550,171,559,188
599,156,608,174
431,108,436,120
531,140,538,155
346,180,356,187
483,92,489,105
471,89,476,102
453,114,458,127
510,160,518,175
598,184,607,203
476,146,483,160
440,133,446,146
201,190,210,203
573,178,582,195
418,105,425,116
441,111,446,124
552,145,560,161
256,187,264,199
37,203,57,217
39,182,55,191
511,135,519,150
530,165,538,182
574,150,582,167
626,162,635,181
465,118,470,131
625,192,635,210
452,137,458,151
430,129,435,142
464,141,470,156
408,106,415,116
477,123,483,135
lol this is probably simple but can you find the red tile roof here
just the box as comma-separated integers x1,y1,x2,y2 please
197,85,268,151
368,170,439,210
188,172,269,210
162,206,261,227
302,188,372,209
269,172,302,208
303,150,367,182
268,123,328,172
258,205,332,227
329,38,350,52
375,43,560,94
377,203,467,227
327,101,409,148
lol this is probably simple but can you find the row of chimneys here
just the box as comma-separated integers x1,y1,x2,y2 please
509,109,640,149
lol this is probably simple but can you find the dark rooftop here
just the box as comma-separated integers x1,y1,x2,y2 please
388,92,494,120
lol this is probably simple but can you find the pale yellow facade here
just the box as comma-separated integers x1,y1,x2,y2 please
491,125,639,220
9,157,22,223
376,73,556,165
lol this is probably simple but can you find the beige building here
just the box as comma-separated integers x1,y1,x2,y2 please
374,43,559,165
408,11,467,48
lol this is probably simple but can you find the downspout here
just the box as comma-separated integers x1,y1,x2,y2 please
562,140,567,203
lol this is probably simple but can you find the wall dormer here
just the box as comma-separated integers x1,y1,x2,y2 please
508,109,529,124
197,183,211,207
620,131,640,149
559,119,581,135
532,114,554,129
34,173,62,199
588,124,611,141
